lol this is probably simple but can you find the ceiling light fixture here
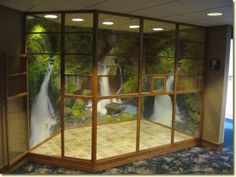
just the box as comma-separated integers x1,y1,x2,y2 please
153,27,163,31
72,18,84,22
102,21,114,25
129,25,140,29
206,12,223,16
44,14,58,19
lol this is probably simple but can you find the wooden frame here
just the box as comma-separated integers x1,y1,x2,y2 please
150,76,166,94
0,9,208,173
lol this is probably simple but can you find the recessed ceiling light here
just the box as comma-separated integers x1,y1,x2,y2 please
102,21,114,25
129,25,140,29
44,14,58,19
153,27,163,31
72,18,84,22
206,12,223,16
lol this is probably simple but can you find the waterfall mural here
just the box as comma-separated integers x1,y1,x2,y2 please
30,61,57,147
150,76,181,127
29,55,61,147
96,52,137,121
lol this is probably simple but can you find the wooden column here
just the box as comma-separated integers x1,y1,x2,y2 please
92,11,98,163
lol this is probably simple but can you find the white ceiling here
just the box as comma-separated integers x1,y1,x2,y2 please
0,0,233,26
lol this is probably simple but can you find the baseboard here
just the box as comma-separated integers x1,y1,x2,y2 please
200,139,223,150
1,152,28,174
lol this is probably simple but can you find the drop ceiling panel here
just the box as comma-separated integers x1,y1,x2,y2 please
161,6,233,26
131,0,232,18
0,0,233,26
86,0,178,13
0,0,105,11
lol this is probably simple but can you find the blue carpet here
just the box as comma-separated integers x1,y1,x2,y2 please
224,118,233,149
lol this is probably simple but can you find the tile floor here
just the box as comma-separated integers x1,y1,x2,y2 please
31,119,193,159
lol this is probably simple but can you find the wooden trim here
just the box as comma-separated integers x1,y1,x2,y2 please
150,76,166,94
26,55,30,151
175,89,204,94
3,54,10,166
97,93,139,99
24,138,198,172
200,139,223,151
199,92,205,141
64,94,92,99
171,24,179,144
91,11,98,163
7,72,27,77
60,12,65,157
7,92,27,100
136,18,143,152
27,153,93,172
141,92,175,96
1,152,28,174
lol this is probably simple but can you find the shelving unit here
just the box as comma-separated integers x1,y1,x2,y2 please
4,54,29,165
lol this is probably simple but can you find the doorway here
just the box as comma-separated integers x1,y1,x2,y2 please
224,38,233,149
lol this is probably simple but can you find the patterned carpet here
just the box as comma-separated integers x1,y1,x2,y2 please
10,146,233,175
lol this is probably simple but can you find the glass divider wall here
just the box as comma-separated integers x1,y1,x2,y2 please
24,10,206,165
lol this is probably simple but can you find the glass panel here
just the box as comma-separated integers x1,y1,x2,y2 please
98,75,138,96
98,13,140,56
26,14,61,32
64,98,92,159
98,33,140,55
7,57,27,74
7,75,26,97
65,55,93,75
175,93,200,142
27,34,61,53
65,75,92,95
65,55,92,96
29,55,61,151
65,13,93,32
178,42,205,59
97,97,137,159
179,25,205,43
65,33,93,54
8,96,28,162
143,20,175,94
140,95,172,150
176,59,204,91
143,20,176,56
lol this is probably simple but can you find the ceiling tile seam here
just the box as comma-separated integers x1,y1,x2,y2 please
159,4,233,18
81,0,109,10
126,0,180,13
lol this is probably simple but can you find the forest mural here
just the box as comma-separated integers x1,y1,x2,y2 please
26,14,205,148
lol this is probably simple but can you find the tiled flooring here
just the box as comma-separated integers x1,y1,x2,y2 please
31,120,193,159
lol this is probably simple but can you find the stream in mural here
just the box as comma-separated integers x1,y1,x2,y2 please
30,59,58,147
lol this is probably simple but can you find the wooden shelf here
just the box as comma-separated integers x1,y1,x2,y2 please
8,72,27,77
7,92,27,100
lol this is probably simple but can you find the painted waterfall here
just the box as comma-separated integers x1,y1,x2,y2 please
29,56,61,147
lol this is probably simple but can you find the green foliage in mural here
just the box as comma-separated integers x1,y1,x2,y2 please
176,93,200,135
27,22,61,109
144,31,175,75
